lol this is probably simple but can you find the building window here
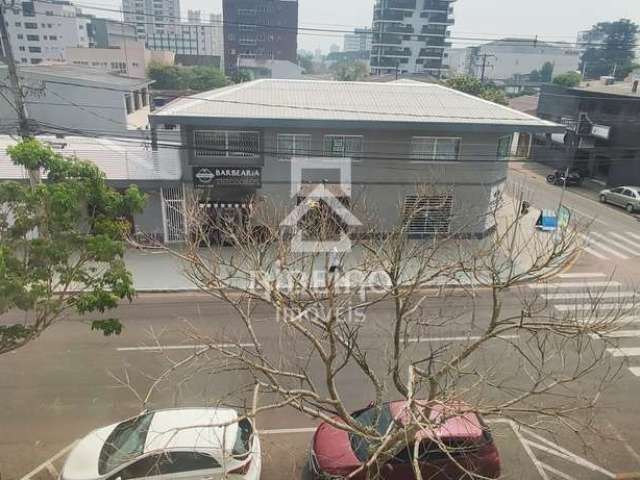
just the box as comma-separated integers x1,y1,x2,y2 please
194,130,260,157
124,93,133,114
49,35,57,40
402,194,453,236
26,34,39,41
323,135,363,158
497,135,512,160
277,134,311,159
28,46,41,53
18,46,25,51
30,58,42,64
17,33,23,39
24,22,38,29
410,137,460,161
14,22,21,27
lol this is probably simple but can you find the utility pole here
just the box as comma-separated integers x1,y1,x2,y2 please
477,54,496,83
0,0,31,140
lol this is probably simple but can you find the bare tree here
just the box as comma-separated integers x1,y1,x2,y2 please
134,185,636,479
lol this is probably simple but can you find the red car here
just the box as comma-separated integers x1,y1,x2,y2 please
309,401,501,480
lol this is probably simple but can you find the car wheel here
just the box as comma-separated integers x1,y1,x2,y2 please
599,194,607,203
626,204,635,214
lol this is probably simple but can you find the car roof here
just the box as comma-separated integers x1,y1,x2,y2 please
388,401,485,442
144,408,239,455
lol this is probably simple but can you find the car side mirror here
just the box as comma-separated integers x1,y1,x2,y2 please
367,401,375,408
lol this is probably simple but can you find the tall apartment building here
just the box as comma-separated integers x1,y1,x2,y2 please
91,18,138,48
344,28,372,53
145,11,224,65
222,0,298,74
370,0,455,76
122,0,180,40
0,0,92,65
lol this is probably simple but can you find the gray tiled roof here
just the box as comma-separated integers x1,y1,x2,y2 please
0,64,150,89
152,79,560,129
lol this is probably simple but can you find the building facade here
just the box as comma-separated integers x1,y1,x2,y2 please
222,0,298,74
91,18,138,48
534,78,640,187
370,0,455,76
0,64,152,134
344,28,373,53
122,0,180,40
66,40,148,78
465,39,580,84
0,0,91,65
149,79,560,242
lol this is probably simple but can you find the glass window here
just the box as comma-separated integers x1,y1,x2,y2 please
411,137,460,161
349,404,394,462
611,187,624,193
99,413,154,474
497,135,513,160
277,134,311,159
194,130,260,157
232,418,254,460
323,135,363,157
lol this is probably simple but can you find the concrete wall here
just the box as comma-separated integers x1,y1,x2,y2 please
180,124,509,236
66,43,147,78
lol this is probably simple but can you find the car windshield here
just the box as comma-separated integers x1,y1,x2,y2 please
232,418,254,460
348,404,394,462
98,413,155,474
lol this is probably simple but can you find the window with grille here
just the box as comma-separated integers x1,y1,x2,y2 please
411,137,460,161
402,195,453,235
277,134,311,159
497,135,512,160
194,130,260,158
323,135,363,158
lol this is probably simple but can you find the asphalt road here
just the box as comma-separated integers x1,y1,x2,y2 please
3,164,640,480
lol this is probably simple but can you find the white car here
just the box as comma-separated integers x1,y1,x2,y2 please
60,408,261,480
599,186,640,213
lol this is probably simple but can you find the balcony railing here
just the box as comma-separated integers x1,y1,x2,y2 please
386,23,414,34
422,0,449,11
372,47,412,57
372,33,404,45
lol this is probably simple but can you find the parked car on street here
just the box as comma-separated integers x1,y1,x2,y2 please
308,401,500,480
60,408,260,480
599,186,640,213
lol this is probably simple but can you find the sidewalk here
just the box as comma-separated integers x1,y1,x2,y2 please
126,196,571,293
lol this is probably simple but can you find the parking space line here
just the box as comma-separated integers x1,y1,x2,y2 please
607,347,640,357
536,461,577,480
630,367,640,376
261,427,317,435
543,292,636,300
595,330,640,338
555,304,638,312
116,343,256,352
20,440,78,480
557,273,608,279
407,335,519,343
528,281,621,289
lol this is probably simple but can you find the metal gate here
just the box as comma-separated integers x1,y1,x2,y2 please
161,186,186,243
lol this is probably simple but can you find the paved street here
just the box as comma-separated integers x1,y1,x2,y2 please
3,164,640,480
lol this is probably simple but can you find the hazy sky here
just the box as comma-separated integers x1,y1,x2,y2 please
91,0,640,52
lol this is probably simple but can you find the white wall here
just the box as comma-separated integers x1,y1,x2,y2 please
66,42,147,78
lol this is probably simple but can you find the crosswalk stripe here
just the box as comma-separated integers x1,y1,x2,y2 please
597,330,640,338
626,232,640,243
583,246,609,260
591,232,640,256
607,347,640,357
629,367,640,377
528,281,621,290
544,292,637,300
557,273,607,279
555,304,638,312
609,231,640,251
579,234,629,259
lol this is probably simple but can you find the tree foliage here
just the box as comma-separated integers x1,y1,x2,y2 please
147,63,228,91
445,75,508,105
297,52,314,74
0,139,146,355
580,19,639,80
331,61,369,81
553,71,582,88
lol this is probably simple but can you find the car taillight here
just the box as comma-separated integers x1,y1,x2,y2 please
228,459,251,475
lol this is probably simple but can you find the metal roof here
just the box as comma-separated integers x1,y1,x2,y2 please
0,64,150,90
151,79,562,132
0,134,181,181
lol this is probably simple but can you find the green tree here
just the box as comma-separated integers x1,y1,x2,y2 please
552,71,582,87
331,61,369,81
445,75,508,105
0,139,146,355
147,63,228,91
580,19,639,80
298,52,314,74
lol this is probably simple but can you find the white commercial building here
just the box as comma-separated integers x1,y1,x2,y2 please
0,0,91,65
66,40,148,78
344,28,372,53
122,0,181,40
466,39,580,83
0,64,152,134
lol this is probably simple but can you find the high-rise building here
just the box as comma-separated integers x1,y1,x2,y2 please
370,0,455,76
222,0,298,74
344,28,372,53
0,0,92,65
122,0,181,40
